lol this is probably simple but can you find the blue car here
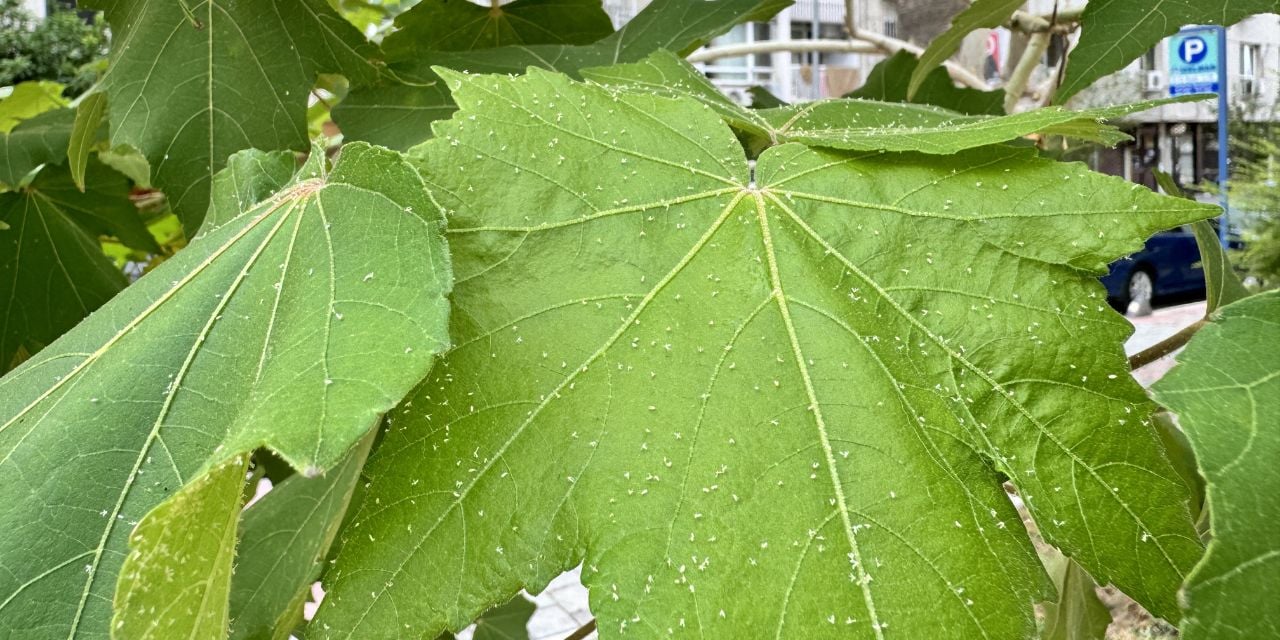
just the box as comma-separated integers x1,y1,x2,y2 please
1102,226,1206,312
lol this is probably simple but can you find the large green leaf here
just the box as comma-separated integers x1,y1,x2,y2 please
1152,291,1280,639
113,455,252,640
0,81,68,133
1056,0,1280,103
332,0,788,150
0,164,129,372
68,93,109,192
30,158,158,253
583,51,1186,154
381,0,614,57
1040,548,1111,640
908,0,1023,99
81,0,380,230
312,69,1209,638
845,50,1004,116
0,108,75,188
228,431,373,640
0,143,451,639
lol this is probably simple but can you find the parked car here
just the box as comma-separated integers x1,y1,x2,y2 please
1101,223,1242,313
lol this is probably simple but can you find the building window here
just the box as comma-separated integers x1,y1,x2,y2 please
1139,47,1158,72
883,18,897,38
1239,43,1260,95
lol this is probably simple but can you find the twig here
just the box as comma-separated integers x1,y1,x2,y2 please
563,619,597,640
1004,31,1051,112
843,0,858,38
1129,318,1207,370
688,39,989,89
1005,7,1084,33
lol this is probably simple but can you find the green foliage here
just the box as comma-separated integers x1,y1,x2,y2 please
1057,0,1280,104
845,51,1005,116
0,2,1277,638
908,0,1024,99
229,432,372,640
333,0,787,150
0,0,108,97
1040,547,1111,640
0,81,68,131
584,51,1185,155
0,162,129,372
83,0,380,230
1152,291,1280,639
310,67,1211,638
0,144,451,638
382,0,615,56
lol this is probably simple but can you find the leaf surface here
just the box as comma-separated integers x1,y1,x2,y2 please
228,431,373,640
382,0,614,57
113,455,251,640
81,0,379,230
1040,548,1111,640
845,50,1004,116
333,0,786,150
1057,0,1280,103
909,0,1023,99
0,81,68,133
0,164,129,372
0,143,451,639
312,69,1209,639
1152,291,1280,639
68,93,109,192
584,51,1184,154
0,108,74,188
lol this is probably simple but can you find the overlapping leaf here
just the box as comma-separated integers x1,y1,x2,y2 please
0,163,131,372
584,51,1187,154
82,0,380,230
1057,0,1280,103
0,107,75,188
228,433,373,640
909,0,1024,99
847,51,1005,116
333,0,788,150
312,68,1209,638
0,143,451,639
1152,291,1280,639
381,0,614,57
0,81,67,132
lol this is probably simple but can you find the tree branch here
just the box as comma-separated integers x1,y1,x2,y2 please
563,619,597,640
843,0,858,38
1005,8,1084,33
1129,319,1207,370
688,39,989,90
1004,31,1050,112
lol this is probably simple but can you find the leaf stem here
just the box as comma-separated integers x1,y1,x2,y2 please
1129,318,1207,370
563,619,597,640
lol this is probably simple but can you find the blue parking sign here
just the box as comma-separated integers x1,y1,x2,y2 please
1168,28,1220,95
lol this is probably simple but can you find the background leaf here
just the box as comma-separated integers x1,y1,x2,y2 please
845,51,1004,116
1056,0,1280,103
0,81,68,132
909,0,1024,99
1152,290,1280,639
0,163,129,372
381,0,614,57
0,143,451,639
333,0,788,150
0,107,74,188
1040,547,1111,640
312,69,1209,638
82,0,380,230
68,92,108,192
228,431,374,640
113,455,251,640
